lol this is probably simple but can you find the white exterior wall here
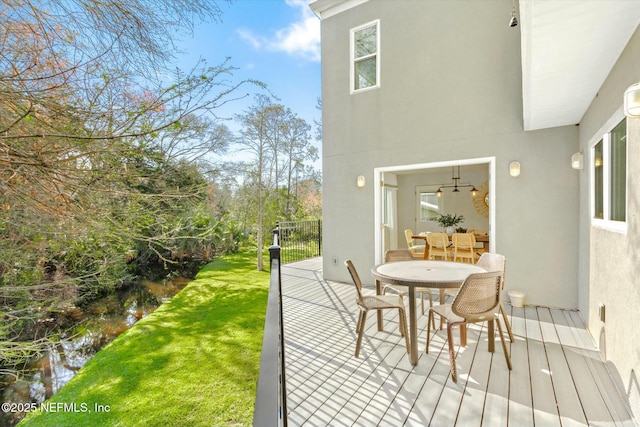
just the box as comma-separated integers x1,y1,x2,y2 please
318,0,579,308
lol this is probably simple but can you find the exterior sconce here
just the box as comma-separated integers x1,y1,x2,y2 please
624,82,640,117
571,151,584,170
509,161,521,177
356,175,365,188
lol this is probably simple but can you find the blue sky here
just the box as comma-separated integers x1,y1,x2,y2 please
173,0,321,149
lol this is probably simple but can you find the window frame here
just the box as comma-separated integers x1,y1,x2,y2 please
590,109,628,234
416,186,442,223
350,19,380,94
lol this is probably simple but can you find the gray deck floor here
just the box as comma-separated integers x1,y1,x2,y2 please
281,258,636,427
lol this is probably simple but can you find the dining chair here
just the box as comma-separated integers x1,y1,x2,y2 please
468,228,488,257
426,232,450,261
451,232,477,263
442,252,514,339
476,252,514,342
344,259,410,358
382,250,412,297
426,270,512,383
404,229,425,259
383,250,435,329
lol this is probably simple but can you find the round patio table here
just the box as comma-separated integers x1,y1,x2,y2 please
371,260,486,365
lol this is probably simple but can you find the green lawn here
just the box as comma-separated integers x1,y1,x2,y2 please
19,252,270,427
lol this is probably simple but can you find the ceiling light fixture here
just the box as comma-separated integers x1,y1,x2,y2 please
435,166,478,197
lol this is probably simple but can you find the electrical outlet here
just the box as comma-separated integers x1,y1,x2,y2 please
333,257,338,265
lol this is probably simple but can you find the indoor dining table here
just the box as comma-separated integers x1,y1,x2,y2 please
371,260,486,365
412,233,489,259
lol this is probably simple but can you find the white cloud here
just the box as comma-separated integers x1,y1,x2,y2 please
237,28,265,50
237,0,320,62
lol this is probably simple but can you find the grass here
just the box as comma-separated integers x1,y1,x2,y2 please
19,251,270,427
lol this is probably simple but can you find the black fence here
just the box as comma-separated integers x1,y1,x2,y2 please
253,230,288,427
275,220,322,265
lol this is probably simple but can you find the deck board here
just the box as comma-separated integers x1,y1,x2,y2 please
281,258,636,426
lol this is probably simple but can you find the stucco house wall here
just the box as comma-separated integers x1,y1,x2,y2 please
319,0,579,308
578,23,640,408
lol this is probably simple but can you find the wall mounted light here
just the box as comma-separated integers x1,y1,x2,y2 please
508,0,518,27
624,82,640,117
571,151,584,170
356,175,366,188
509,161,521,177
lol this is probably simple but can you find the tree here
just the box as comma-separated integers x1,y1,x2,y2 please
0,0,256,376
235,95,274,271
281,115,316,216
235,96,319,270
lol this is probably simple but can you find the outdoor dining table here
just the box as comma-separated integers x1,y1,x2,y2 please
371,260,486,365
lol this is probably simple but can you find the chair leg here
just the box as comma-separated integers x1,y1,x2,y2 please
428,292,435,330
399,308,410,353
438,289,445,330
398,308,406,337
425,310,433,353
447,321,459,383
499,302,514,342
356,310,365,333
355,310,368,358
496,317,513,371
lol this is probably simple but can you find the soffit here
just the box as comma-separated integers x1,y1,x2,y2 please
521,0,640,131
309,0,369,20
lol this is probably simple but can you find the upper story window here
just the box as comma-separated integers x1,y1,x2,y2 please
350,20,379,93
591,116,627,232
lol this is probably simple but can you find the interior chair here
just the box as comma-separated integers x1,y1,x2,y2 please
384,250,435,329
426,271,512,383
468,228,488,257
451,232,477,263
404,229,425,259
344,259,410,358
476,252,514,342
426,232,450,261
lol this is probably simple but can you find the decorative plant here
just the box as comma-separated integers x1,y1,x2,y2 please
433,213,464,228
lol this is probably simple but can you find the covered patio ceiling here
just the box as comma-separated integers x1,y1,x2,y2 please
521,0,640,131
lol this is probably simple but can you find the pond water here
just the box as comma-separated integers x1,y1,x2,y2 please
0,277,189,427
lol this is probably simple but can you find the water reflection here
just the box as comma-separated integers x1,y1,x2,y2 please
0,277,188,427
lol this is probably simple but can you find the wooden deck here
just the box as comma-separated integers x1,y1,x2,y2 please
282,258,636,427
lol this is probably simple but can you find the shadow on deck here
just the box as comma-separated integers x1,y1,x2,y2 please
281,258,636,427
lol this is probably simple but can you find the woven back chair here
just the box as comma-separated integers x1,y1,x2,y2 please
426,271,512,382
468,228,488,256
426,232,450,260
383,250,435,328
404,229,424,259
452,232,477,263
384,249,414,262
476,252,514,342
381,250,411,298
344,260,409,358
